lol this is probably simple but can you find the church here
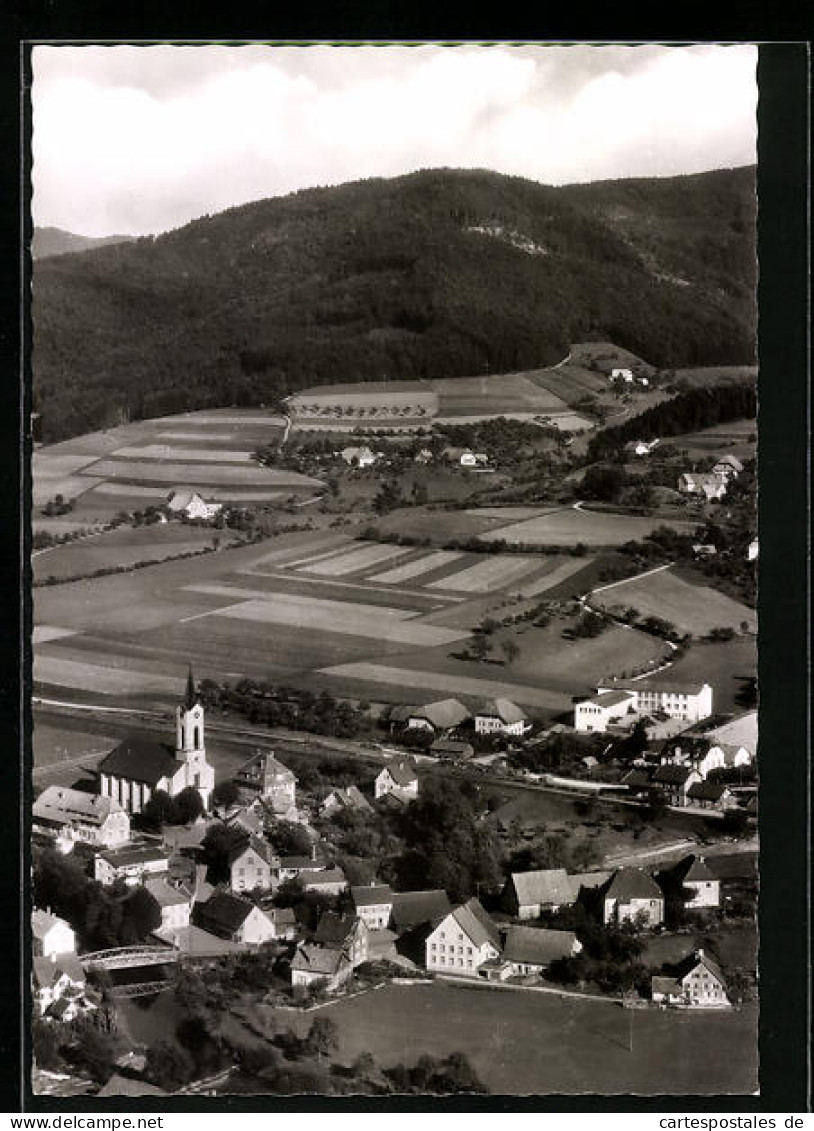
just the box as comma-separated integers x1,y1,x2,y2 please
97,668,215,813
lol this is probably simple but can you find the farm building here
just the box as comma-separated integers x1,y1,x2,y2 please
195,890,276,945
712,455,744,480
166,490,222,520
375,760,419,802
503,868,575,919
407,698,470,733
610,368,634,383
340,446,377,468
94,844,171,887
677,472,727,500
574,690,637,733
498,926,582,978
594,680,713,725
32,910,76,959
33,786,130,850
351,883,395,931
692,711,757,763
232,751,297,819
602,868,664,928
314,911,369,969
651,764,703,807
98,669,215,812
426,897,501,977
667,855,720,909
624,439,659,457
430,738,475,761
474,698,531,737
291,943,352,992
300,867,348,896
651,949,730,1008
686,781,737,810
263,906,298,941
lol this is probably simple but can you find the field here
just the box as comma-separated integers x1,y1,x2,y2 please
592,565,757,635
268,981,757,1095
673,366,758,388
33,409,321,524
668,418,757,461
33,523,237,584
477,504,697,547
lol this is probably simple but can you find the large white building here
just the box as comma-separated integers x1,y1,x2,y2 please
474,698,531,737
33,787,130,849
425,898,501,977
576,680,713,733
98,669,215,812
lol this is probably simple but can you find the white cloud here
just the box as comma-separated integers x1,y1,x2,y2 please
31,43,757,237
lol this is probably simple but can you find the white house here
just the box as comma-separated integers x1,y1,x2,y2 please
747,539,759,562
340,446,377,468
678,472,727,501
351,883,394,931
195,890,277,945
712,455,744,480
593,680,713,725
98,668,215,812
425,898,501,977
320,786,373,818
474,698,531,737
144,878,193,933
94,844,171,886
290,944,352,992
611,368,634,383
167,490,222,521
624,439,659,458
33,787,130,850
32,910,76,959
603,868,664,928
299,867,348,896
228,835,280,894
670,855,720,909
374,760,419,801
233,751,297,819
32,955,90,1019
652,949,730,1008
574,690,637,733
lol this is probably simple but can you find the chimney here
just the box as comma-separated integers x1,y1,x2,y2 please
697,948,704,958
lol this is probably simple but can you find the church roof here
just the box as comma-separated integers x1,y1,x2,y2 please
184,665,198,710
98,736,179,785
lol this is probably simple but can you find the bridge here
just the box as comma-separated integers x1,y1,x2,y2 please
109,978,173,999
81,945,180,971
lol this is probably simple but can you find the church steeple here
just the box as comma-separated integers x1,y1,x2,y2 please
184,664,198,710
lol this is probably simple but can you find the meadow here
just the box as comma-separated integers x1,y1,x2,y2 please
477,505,697,547
592,566,757,635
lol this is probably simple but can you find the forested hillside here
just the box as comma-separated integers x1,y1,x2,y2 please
31,227,133,260
33,166,756,442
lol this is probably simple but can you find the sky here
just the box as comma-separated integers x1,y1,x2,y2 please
31,43,758,238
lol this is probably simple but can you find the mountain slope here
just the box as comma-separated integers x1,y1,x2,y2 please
32,227,134,260
32,167,756,442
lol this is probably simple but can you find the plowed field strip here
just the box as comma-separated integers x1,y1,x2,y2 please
297,543,413,577
425,554,540,592
368,551,464,584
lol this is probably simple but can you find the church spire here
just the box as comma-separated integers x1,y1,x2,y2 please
184,664,197,709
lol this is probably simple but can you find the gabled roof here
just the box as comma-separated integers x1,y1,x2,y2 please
291,943,344,976
622,768,654,789
687,781,728,802
409,698,470,730
234,751,296,789
651,975,682,997
279,854,324,871
389,704,418,724
300,867,347,888
476,698,527,725
446,898,501,950
98,736,179,785
510,868,573,908
714,454,744,471
314,911,361,948
228,834,279,869
430,739,474,759
569,871,613,895
33,786,124,826
379,760,418,787
653,764,696,786
351,883,394,908
703,711,757,759
600,679,709,696
97,844,170,869
391,889,451,932
671,855,717,883
197,890,257,933
267,906,297,926
605,867,663,902
323,786,373,813
675,949,727,987
592,690,636,709
502,926,578,966
33,955,86,989
144,878,192,908
32,909,73,942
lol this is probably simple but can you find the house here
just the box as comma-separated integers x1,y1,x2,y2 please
228,835,279,894
426,898,501,977
143,878,193,933
94,844,171,886
692,543,718,560
651,949,730,1008
374,760,419,802
33,787,130,849
430,738,475,761
290,943,353,992
669,855,720,909
603,868,664,928
32,910,76,959
220,803,266,838
747,538,759,562
232,751,297,819
651,764,703,807
442,446,477,467
686,781,736,810
593,680,713,726
351,883,394,931
406,698,470,734
166,490,222,521
500,926,582,977
695,711,757,765
314,911,369,968
320,786,373,818
32,955,88,1018
278,852,325,881
503,868,575,919
611,368,634,383
299,867,348,896
678,472,727,501
194,890,276,945
264,906,298,941
624,439,659,457
712,455,744,480
340,446,377,468
414,448,434,464
474,698,531,737
98,668,215,812
391,890,451,936
574,690,637,733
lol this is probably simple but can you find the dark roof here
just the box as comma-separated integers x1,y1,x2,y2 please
671,854,717,883
97,845,169,869
391,889,451,932
184,665,198,710
448,898,501,950
476,698,527,724
687,781,728,802
314,911,361,947
380,760,418,788
653,764,696,786
675,949,727,988
622,768,654,789
197,890,256,933
301,867,347,888
502,926,578,966
430,739,474,759
409,698,470,730
351,884,394,908
280,855,324,871
593,690,636,709
98,736,178,785
605,867,663,902
291,944,344,976
228,834,278,868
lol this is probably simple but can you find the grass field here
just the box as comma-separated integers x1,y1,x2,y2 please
673,366,758,388
297,543,413,577
425,554,541,593
368,550,464,584
33,721,117,769
478,505,697,547
270,981,757,1094
592,566,757,635
642,923,757,973
33,524,235,584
